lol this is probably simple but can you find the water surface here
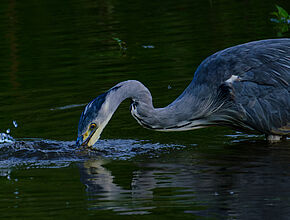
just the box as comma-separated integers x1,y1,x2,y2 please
0,0,289,219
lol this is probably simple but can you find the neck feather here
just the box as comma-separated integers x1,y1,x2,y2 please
106,80,228,131
105,80,153,116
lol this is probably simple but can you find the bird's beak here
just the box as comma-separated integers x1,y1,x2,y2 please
76,128,99,149
76,135,85,148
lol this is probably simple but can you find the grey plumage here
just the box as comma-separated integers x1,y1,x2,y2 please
77,39,290,147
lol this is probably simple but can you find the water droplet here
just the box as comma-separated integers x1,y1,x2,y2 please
13,121,18,128
142,45,155,49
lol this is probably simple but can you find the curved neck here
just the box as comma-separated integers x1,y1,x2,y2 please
107,80,210,130
107,80,153,111
113,80,153,105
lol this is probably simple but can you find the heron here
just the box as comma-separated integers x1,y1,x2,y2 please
76,39,290,148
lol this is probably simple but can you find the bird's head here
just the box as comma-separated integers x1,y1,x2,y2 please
76,92,112,148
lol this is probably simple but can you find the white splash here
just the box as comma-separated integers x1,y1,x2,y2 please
0,120,18,144
13,120,18,128
0,133,14,143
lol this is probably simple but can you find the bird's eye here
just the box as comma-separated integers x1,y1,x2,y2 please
90,123,97,130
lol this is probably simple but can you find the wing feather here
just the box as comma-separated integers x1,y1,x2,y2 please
189,39,290,135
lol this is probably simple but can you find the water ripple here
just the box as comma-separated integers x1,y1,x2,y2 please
0,139,184,170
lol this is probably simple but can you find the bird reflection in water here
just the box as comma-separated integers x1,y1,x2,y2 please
77,141,290,218
78,159,157,214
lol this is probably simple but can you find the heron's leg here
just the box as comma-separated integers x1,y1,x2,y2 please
266,135,285,142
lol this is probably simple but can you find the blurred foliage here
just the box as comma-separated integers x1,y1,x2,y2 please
112,37,127,55
270,5,290,36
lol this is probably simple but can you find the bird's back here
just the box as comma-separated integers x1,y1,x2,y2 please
192,39,290,88
187,39,290,136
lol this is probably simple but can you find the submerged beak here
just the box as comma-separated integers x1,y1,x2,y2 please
76,135,85,147
76,128,98,149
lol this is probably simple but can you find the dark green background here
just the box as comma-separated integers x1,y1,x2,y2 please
0,0,289,219
0,0,288,141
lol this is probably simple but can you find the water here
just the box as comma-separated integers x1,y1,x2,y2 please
0,0,290,219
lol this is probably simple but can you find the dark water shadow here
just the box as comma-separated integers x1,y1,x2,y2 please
75,139,290,218
0,136,289,218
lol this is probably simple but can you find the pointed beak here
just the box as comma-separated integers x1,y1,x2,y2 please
76,135,85,147
76,128,98,149
76,135,91,150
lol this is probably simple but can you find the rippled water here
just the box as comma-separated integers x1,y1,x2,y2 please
0,138,186,169
1,137,290,219
0,0,289,219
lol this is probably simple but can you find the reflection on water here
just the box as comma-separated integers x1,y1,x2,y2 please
0,138,290,218
80,159,156,215
50,103,86,111
78,141,290,218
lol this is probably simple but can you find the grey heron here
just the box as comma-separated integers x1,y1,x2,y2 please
76,39,290,147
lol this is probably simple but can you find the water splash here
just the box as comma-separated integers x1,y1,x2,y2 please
13,120,18,128
1,119,184,170
0,139,184,170
89,139,185,160
0,120,18,144
0,140,78,169
0,133,14,144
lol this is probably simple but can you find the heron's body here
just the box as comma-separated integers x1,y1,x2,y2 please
77,39,290,147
